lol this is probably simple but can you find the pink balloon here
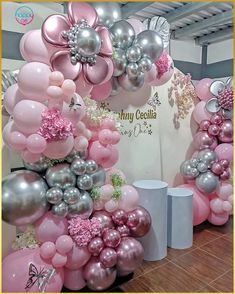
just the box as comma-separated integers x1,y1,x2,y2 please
92,210,115,231
17,62,51,102
127,18,145,35
49,71,64,86
100,184,114,201
62,79,76,97
128,206,151,237
74,136,88,152
46,85,64,99
103,229,121,248
88,237,104,256
199,120,211,131
101,145,119,168
210,113,223,125
193,131,216,150
208,124,220,136
2,248,64,292
52,252,67,268
150,54,174,86
207,211,229,226
63,268,86,291
40,241,56,259
21,150,42,163
101,118,116,130
218,120,233,143
105,168,126,185
216,183,233,200
9,131,26,151
118,185,140,212
210,197,224,214
110,131,121,145
223,201,232,212
99,57,114,84
3,84,22,115
55,235,73,255
214,143,233,162
89,140,112,164
91,80,112,101
13,100,47,135
34,211,68,243
62,93,86,124
145,64,157,83
43,135,74,159
195,78,213,101
98,129,113,145
65,244,91,270
75,73,93,98
26,134,47,154
178,184,210,226
193,101,211,124
112,209,128,226
105,199,119,213
211,162,223,175
3,121,18,147
99,248,117,268
116,225,130,237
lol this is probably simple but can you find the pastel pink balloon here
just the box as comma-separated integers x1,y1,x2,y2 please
210,197,224,214
65,244,91,270
127,18,145,35
61,93,86,124
216,183,233,200
74,136,88,152
43,135,74,159
46,85,64,99
49,71,64,86
207,211,229,226
145,64,157,83
100,184,114,201
17,62,51,102
89,140,112,164
101,118,116,131
101,145,119,168
177,184,210,226
62,79,76,97
99,57,114,84
98,129,113,145
40,241,56,259
52,252,67,268
20,29,51,64
93,199,105,211
222,201,232,213
91,80,112,101
192,101,211,124
119,185,140,212
56,235,73,255
195,78,213,101
64,268,86,291
110,131,121,145
9,131,26,151
3,121,18,147
26,134,47,154
75,73,93,98
2,248,64,293
34,211,68,243
21,150,42,163
3,84,22,115
214,143,233,162
48,97,63,111
13,100,47,135
104,199,119,213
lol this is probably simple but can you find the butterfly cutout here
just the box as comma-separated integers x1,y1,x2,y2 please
69,97,81,111
147,92,161,111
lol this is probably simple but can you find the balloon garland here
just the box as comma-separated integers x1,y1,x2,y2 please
177,77,233,226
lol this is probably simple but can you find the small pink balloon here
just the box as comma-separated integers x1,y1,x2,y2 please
218,120,233,143
64,268,86,291
46,85,64,99
210,198,224,214
110,131,121,145
210,113,223,125
215,143,233,162
74,136,88,152
119,185,140,212
88,237,104,256
93,199,105,211
98,129,113,145
49,71,64,86
9,131,26,151
17,62,51,102
52,252,67,268
126,211,139,228
21,150,41,163
208,124,220,136
26,134,47,154
211,162,223,175
100,184,114,201
145,64,157,83
219,159,230,169
74,121,86,136
129,206,151,237
127,18,145,35
99,248,117,268
210,138,218,150
101,145,119,168
222,201,232,213
40,241,56,259
228,195,233,205
3,121,18,148
62,79,76,96
195,78,213,101
101,118,116,131
193,131,214,150
75,73,93,98
89,140,112,164
65,244,91,270
56,235,73,255
207,211,229,226
103,229,121,248
220,170,231,181
112,209,127,226
62,93,86,124
43,135,74,159
91,80,112,101
116,225,130,237
193,101,211,124
199,120,211,131
216,183,233,200
105,199,119,213
3,84,22,115
92,211,115,232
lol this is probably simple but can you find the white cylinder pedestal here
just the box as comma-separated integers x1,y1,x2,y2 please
133,180,168,261
167,188,193,249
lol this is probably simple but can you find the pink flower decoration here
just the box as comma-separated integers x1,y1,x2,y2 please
68,217,101,247
38,108,74,141
155,51,169,79
42,2,113,85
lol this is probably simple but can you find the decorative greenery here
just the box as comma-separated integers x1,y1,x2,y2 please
111,187,121,200
90,186,101,201
110,173,126,187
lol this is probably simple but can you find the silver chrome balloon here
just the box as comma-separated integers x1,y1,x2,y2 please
46,187,63,204
197,162,208,173
76,27,101,57
205,98,221,114
86,160,98,174
135,30,163,62
113,48,127,77
23,157,49,173
138,57,152,73
180,160,199,179
90,167,106,187
191,158,199,168
197,149,216,168
126,63,140,77
71,158,86,175
110,20,135,49
196,171,219,194
2,170,49,226
209,80,225,96
77,174,93,190
91,2,122,28
51,201,68,218
67,191,93,219
118,73,145,92
126,45,142,63
66,150,87,163
45,163,76,190
63,187,80,205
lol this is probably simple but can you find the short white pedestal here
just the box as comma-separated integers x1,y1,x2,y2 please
133,180,168,261
167,188,193,249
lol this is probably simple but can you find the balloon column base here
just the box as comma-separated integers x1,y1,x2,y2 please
62,273,133,292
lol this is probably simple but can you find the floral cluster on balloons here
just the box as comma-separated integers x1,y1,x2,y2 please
178,77,233,227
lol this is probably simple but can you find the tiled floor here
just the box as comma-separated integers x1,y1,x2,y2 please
120,216,233,293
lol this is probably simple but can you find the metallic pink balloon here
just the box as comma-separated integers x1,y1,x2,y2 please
126,211,139,228
92,211,115,232
68,2,98,27
116,237,144,276
83,257,117,291
99,248,117,268
116,225,130,237
210,114,223,125
112,209,127,226
129,206,151,237
193,131,215,150
199,120,211,131
219,159,229,169
88,237,104,256
208,124,220,136
83,56,109,85
220,170,230,181
103,229,121,248
211,162,223,175
218,120,233,143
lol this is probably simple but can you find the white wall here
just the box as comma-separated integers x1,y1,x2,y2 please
207,39,233,64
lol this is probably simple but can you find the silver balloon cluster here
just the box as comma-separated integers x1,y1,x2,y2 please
110,20,164,92
180,149,219,194
45,158,105,218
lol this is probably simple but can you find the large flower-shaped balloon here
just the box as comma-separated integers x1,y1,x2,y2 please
206,77,233,119
42,2,113,85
